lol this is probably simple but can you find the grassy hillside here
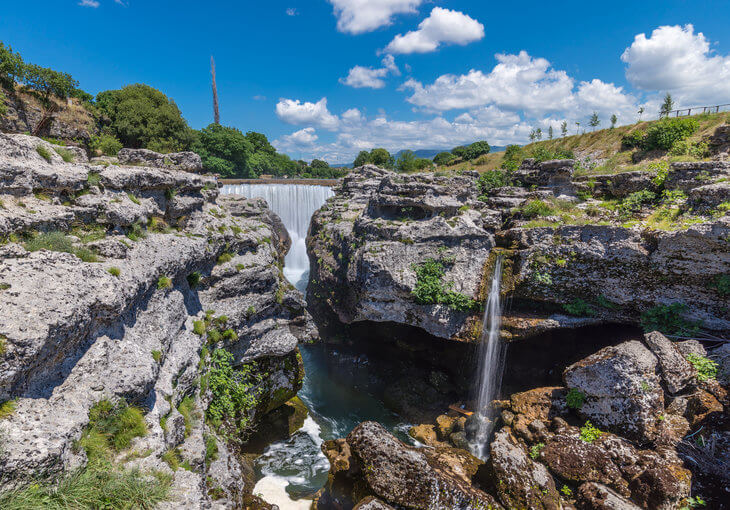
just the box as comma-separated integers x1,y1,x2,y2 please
442,111,729,177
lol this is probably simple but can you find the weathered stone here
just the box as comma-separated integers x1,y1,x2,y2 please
574,171,654,199
510,386,568,422
488,427,561,510
353,496,396,510
665,161,730,191
643,331,695,394
541,434,629,496
576,482,642,510
563,341,664,443
713,343,730,386
117,148,203,173
675,340,706,359
685,389,723,428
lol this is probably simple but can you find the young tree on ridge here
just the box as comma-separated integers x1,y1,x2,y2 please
561,121,568,138
536,128,542,140
610,114,617,129
589,112,600,131
660,93,674,117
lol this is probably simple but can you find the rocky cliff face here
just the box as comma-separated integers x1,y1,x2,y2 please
0,133,313,507
307,161,730,343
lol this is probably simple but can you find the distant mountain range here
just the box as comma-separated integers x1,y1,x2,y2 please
332,145,508,167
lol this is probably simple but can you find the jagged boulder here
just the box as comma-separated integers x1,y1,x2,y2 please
643,331,695,394
318,421,501,510
563,341,664,443
488,427,561,509
576,482,642,510
117,148,203,173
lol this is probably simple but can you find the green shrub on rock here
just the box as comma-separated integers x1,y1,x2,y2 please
579,421,603,443
563,299,595,317
644,117,699,151
206,348,261,435
566,388,585,409
411,258,476,312
686,354,718,382
90,133,123,156
641,303,700,336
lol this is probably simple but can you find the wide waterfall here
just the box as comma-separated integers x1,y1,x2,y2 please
470,255,506,459
221,183,334,291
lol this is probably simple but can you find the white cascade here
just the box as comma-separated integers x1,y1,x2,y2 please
470,255,506,460
221,183,333,291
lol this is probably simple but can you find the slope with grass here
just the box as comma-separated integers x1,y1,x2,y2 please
0,132,312,508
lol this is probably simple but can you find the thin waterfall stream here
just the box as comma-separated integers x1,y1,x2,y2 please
470,255,506,459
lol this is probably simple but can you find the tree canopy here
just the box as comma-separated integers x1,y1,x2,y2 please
193,123,254,178
96,84,195,152
352,147,394,169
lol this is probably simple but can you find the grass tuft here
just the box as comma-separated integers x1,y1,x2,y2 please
157,276,172,290
36,145,52,162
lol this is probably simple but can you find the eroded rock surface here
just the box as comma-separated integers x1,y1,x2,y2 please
0,132,313,507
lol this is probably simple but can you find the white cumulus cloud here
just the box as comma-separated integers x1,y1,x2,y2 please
340,55,400,89
385,7,484,54
621,24,730,105
275,98,340,130
402,51,575,115
328,0,423,34
281,127,318,146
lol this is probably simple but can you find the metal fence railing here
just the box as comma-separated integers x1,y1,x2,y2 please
660,103,730,118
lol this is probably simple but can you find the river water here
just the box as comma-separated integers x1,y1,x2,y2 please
221,183,412,507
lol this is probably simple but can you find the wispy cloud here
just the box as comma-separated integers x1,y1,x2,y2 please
286,7,298,16
79,0,100,7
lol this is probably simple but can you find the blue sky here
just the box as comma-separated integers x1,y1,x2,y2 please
2,1,729,162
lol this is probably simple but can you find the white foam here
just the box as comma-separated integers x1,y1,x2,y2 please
253,476,312,510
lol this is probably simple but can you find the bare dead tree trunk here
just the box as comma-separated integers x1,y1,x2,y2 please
211,56,220,125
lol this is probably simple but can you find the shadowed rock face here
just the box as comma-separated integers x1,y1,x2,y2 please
307,163,730,344
0,133,315,507
317,421,502,510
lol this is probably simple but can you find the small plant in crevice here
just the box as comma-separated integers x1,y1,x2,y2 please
686,354,718,382
151,350,162,363
566,388,585,409
640,303,701,336
36,145,52,162
54,147,75,163
562,298,595,317
0,399,17,420
157,276,173,290
126,221,147,242
107,266,121,277
217,252,233,264
205,348,262,437
204,434,219,467
127,192,141,205
529,442,545,460
87,171,101,187
187,271,201,289
411,257,477,312
177,395,197,437
579,421,603,443
79,399,147,455
681,496,706,509
24,231,98,263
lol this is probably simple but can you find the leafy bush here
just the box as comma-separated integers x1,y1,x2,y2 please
621,130,646,150
563,299,595,317
579,421,603,443
619,190,656,217
192,123,254,178
641,303,700,336
686,354,718,382
501,145,524,171
187,271,201,289
521,200,555,218
433,151,457,166
566,388,585,409
411,258,477,311
530,146,574,163
477,169,511,197
193,320,206,336
96,84,194,151
36,145,52,162
644,117,699,150
354,148,395,169
206,348,260,434
90,133,123,156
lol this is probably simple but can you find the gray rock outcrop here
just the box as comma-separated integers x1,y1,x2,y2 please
0,132,313,507
118,147,204,173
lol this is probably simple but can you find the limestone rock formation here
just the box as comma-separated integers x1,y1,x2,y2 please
117,147,204,173
0,132,313,507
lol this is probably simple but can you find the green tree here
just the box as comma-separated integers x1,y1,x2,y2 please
396,150,417,172
536,128,542,140
464,140,491,160
369,148,394,168
433,151,456,166
96,84,194,151
353,150,370,167
610,114,618,129
561,121,568,138
244,131,276,155
0,41,25,87
22,64,78,103
638,107,645,121
193,123,254,178
589,112,600,131
451,145,469,159
660,93,674,117
529,130,536,142
548,126,554,139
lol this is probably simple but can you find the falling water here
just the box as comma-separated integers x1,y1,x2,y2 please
221,183,334,291
470,255,506,459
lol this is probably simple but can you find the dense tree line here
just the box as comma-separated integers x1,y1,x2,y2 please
0,40,347,179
